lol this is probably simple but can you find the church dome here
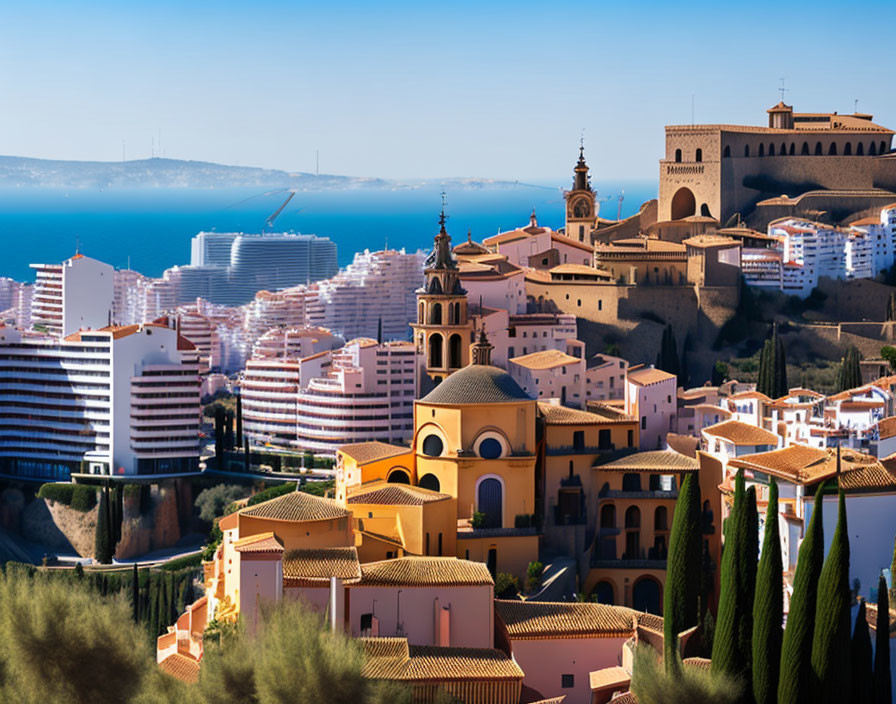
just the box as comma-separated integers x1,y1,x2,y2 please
421,365,531,405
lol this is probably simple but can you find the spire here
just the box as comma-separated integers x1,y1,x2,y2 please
471,327,493,366
529,208,538,228
438,190,448,235
432,192,455,270
573,143,590,192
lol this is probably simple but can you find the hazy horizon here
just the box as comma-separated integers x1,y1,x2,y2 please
1,0,893,182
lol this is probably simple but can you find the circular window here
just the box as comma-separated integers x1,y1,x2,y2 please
478,437,503,460
422,434,444,457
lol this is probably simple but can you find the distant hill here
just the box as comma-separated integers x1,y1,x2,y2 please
0,155,528,190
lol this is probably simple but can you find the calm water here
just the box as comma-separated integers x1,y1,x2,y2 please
0,182,655,281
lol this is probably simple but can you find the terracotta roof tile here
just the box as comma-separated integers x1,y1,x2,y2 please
233,531,284,554
730,445,883,485
835,464,896,491
357,557,493,587
495,600,660,639
158,653,200,684
594,450,699,473
627,368,677,386
879,416,896,440
510,349,582,370
282,547,361,584
338,442,411,465
589,666,630,691
421,365,532,405
538,402,611,425
240,490,350,522
347,483,452,506
361,638,523,681
702,420,779,446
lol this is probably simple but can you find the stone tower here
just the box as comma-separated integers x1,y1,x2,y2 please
411,207,475,385
565,145,597,243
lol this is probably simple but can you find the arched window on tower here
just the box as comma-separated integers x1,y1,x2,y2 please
430,302,442,325
801,142,810,155
780,142,786,155
870,142,878,156
857,143,864,156
768,143,775,156
723,145,730,158
829,143,838,155
744,145,750,157
844,142,852,155
675,148,682,163
789,143,795,155
418,302,425,323
758,144,765,157
448,334,462,369
429,333,443,368
695,148,702,163
814,142,823,155
882,141,888,154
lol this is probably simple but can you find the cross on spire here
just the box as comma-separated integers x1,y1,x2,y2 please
778,77,789,102
438,191,448,233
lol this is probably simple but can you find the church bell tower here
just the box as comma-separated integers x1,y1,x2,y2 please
565,145,597,243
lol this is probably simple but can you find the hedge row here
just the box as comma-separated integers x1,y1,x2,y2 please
37,483,97,512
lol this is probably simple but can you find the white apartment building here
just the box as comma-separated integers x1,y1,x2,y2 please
850,203,896,274
251,326,343,361
504,314,579,360
30,254,114,337
241,339,420,456
306,249,425,342
624,366,677,450
585,353,628,403
508,348,586,408
0,323,200,480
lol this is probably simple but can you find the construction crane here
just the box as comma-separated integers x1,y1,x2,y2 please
266,191,296,230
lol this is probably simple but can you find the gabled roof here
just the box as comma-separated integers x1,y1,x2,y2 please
282,547,361,584
338,442,411,465
729,445,883,486
702,420,779,446
594,450,699,473
158,653,200,684
233,531,284,554
421,365,532,405
348,482,451,506
510,349,582,370
879,416,896,440
538,402,610,426
627,367,677,387
361,638,523,681
240,490,350,522
357,557,493,587
495,600,663,639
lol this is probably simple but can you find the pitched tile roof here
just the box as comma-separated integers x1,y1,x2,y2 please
702,420,779,446
282,547,361,584
338,442,411,465
594,450,699,473
588,666,630,691
510,349,582,370
878,416,896,440
832,464,896,491
627,367,677,386
233,531,284,554
538,402,610,426
361,638,523,681
730,445,885,486
357,557,493,587
158,653,200,684
347,483,452,506
240,490,350,522
421,365,532,405
727,390,772,402
495,600,661,639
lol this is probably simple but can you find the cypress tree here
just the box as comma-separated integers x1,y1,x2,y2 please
712,470,749,680
214,405,225,468
663,473,702,672
876,573,892,704
148,572,159,637
225,410,235,451
852,600,874,703
772,326,788,398
811,490,851,702
94,486,112,564
757,338,773,398
737,485,759,688
752,479,782,704
656,325,680,379
838,346,863,392
243,436,250,473
235,394,243,444
778,482,826,703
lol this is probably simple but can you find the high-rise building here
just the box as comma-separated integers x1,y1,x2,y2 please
0,323,200,480
30,254,114,337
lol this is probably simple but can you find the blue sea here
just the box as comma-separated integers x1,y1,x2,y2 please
0,182,656,282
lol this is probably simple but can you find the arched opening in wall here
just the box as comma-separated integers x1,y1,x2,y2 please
670,187,696,220
624,506,640,558
654,506,668,531
700,203,712,218
744,145,750,157
789,143,795,155
418,302,425,323
829,143,838,155
448,334,462,369
486,548,497,577
695,148,702,163
632,577,662,615
882,141,889,154
869,142,878,156
625,505,640,529
429,333,443,368
430,302,442,325
600,503,616,529
844,142,852,155
477,477,503,529
801,142,810,155
418,473,440,492
723,145,730,158
674,148,682,163
387,469,410,484
421,433,444,457
758,144,764,157
814,142,823,155
594,581,615,605
857,143,864,156
622,473,642,492
780,142,786,155
768,143,775,156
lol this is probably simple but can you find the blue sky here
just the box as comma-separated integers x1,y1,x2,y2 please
0,0,892,182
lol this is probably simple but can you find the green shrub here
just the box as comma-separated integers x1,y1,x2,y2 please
470,511,486,529
70,485,97,512
158,553,203,572
38,482,76,505
195,484,251,523
494,572,520,599
526,561,543,592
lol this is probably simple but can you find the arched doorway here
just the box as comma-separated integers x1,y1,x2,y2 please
670,187,696,220
477,477,503,528
387,469,410,484
594,581,615,605
632,577,662,615
448,334,462,368
429,333,443,368
418,473,440,492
